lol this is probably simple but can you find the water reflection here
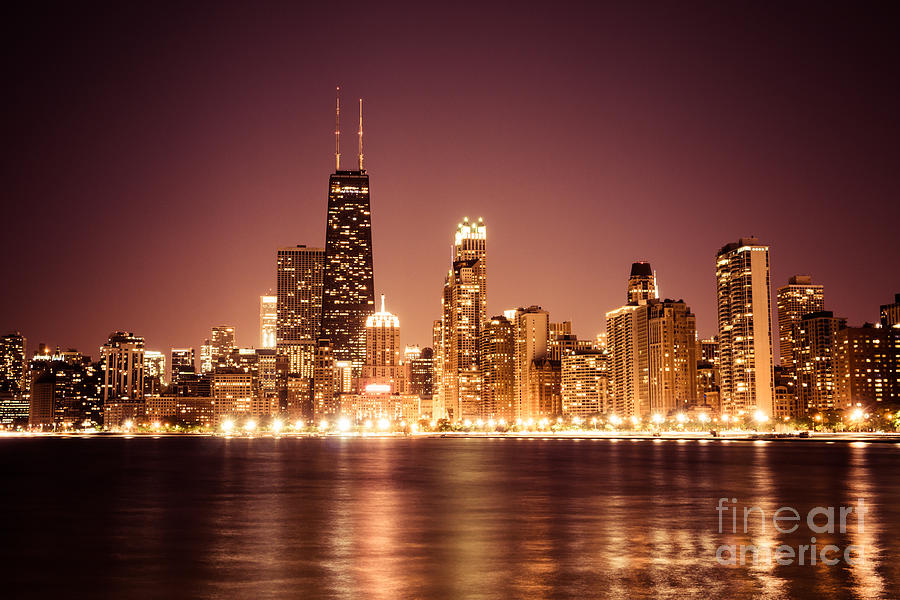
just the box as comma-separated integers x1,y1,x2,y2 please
0,437,898,599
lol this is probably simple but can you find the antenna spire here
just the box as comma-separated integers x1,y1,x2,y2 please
358,98,364,171
380,293,385,313
335,87,341,171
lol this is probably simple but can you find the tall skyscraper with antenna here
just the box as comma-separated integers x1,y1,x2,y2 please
320,89,375,379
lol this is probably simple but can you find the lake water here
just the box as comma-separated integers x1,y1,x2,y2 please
2,436,898,599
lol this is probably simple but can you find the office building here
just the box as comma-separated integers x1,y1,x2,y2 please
320,96,375,377
276,245,324,378
795,311,846,411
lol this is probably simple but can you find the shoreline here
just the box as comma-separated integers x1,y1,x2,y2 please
3,431,900,443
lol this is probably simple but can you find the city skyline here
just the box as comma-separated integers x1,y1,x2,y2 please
3,3,899,362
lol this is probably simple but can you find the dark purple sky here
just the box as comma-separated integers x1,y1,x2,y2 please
3,2,898,360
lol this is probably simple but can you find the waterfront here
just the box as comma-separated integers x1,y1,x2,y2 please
2,437,899,599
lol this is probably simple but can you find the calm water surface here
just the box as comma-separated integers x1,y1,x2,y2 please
1,437,898,599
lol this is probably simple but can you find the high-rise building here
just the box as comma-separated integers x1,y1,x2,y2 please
143,351,166,395
514,306,549,420
170,348,195,383
480,316,516,420
101,331,145,404
407,347,434,414
362,295,401,392
627,261,658,304
320,97,375,378
881,293,900,328
646,299,698,416
276,245,325,376
210,326,235,370
699,338,719,365
199,340,213,374
715,238,775,417
605,304,643,418
528,358,562,417
437,218,487,421
834,324,898,407
312,339,337,420
1,332,27,395
259,295,277,349
794,311,846,411
777,275,825,373
561,350,608,417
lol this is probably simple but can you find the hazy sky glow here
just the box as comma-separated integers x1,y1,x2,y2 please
3,2,898,359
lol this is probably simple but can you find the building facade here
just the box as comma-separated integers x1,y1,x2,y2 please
776,275,825,374
715,238,775,417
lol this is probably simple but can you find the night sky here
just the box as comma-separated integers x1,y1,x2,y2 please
3,2,898,360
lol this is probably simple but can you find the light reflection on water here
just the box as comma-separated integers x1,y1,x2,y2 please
1,437,898,599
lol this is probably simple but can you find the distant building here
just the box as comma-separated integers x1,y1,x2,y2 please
170,348,195,384
338,391,420,422
715,238,775,417
210,326,236,370
199,340,213,374
259,295,277,349
528,358,562,417
313,339,336,420
101,331,145,405
436,217,487,421
514,306,549,420
211,370,253,426
0,332,27,395
561,350,608,417
276,245,324,381
143,350,166,394
408,347,435,416
773,366,802,420
795,311,846,411
320,159,376,378
834,324,898,407
881,293,900,328
362,295,401,392
627,262,658,304
777,275,825,374
481,316,516,420
699,338,718,365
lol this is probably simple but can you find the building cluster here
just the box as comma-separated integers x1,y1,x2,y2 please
2,100,899,432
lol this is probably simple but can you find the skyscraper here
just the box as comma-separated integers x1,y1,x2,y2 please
627,262,658,304
514,306,549,420
210,326,235,370
437,217,487,420
143,350,166,394
101,331,145,404
259,295,277,349
0,332,27,395
776,275,825,373
362,295,401,392
646,299,698,416
606,304,643,418
276,245,324,375
320,94,375,378
480,316,516,420
715,238,775,417
795,311,846,411
170,348,195,383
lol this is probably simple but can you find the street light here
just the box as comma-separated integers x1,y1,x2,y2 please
222,419,234,434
